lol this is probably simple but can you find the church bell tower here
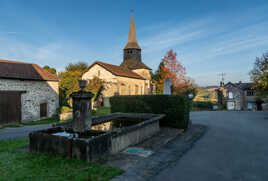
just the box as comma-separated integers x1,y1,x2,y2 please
123,14,141,62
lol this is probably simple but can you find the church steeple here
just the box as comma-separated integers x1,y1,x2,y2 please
124,14,140,50
123,13,142,62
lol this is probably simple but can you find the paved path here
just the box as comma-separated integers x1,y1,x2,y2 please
152,111,268,181
0,124,52,140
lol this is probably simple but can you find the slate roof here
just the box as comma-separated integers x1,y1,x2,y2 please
86,61,146,80
120,59,151,70
235,83,253,90
224,82,253,90
0,59,58,81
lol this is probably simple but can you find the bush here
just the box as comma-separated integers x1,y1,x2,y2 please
60,106,73,113
110,95,190,130
191,101,213,111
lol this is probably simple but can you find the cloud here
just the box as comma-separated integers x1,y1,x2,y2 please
139,17,213,54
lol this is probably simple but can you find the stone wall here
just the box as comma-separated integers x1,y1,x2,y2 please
0,78,59,122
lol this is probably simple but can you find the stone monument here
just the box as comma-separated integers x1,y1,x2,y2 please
163,78,172,95
70,80,94,133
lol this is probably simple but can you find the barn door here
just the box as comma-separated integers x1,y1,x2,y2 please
0,91,22,124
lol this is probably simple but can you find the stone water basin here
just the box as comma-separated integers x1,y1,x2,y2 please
29,113,165,162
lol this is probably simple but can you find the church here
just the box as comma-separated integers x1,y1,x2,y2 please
82,15,152,106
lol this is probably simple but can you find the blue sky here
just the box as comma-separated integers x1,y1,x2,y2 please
0,0,268,86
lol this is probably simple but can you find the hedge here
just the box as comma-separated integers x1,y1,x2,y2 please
191,101,213,111
110,95,190,130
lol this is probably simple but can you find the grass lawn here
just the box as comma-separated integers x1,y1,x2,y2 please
0,138,123,181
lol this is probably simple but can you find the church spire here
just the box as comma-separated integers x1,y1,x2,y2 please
124,13,141,50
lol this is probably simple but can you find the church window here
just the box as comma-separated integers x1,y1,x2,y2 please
98,70,100,77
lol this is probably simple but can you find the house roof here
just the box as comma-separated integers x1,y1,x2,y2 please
120,58,151,70
224,82,253,90
86,61,146,80
0,59,58,81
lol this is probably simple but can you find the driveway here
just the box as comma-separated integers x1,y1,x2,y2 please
0,124,52,140
152,111,268,181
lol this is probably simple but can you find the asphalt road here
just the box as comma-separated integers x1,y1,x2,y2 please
0,124,51,140
152,111,268,181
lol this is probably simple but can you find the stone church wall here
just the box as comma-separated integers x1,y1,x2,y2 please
0,78,59,122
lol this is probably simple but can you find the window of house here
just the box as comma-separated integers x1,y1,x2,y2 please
247,90,254,96
98,70,101,77
228,92,233,99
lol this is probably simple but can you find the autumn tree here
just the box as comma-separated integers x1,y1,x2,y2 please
153,49,196,95
250,52,268,97
43,65,57,75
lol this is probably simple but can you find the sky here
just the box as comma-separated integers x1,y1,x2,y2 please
0,0,268,86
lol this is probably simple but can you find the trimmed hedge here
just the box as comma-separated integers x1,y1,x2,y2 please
192,101,213,111
110,95,190,130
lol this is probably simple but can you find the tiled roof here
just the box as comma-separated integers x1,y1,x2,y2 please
0,59,58,81
87,61,145,80
120,59,151,70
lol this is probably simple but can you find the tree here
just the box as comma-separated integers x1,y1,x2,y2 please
58,61,105,107
152,49,196,95
250,52,268,97
43,65,57,75
65,61,88,72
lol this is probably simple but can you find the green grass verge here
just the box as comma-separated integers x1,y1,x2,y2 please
0,138,123,181
93,107,111,116
1,107,112,129
0,118,59,129
22,117,59,126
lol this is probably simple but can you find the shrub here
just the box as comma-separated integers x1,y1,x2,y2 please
191,101,213,111
110,95,190,130
60,106,73,113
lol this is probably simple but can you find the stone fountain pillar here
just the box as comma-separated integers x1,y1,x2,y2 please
70,80,94,133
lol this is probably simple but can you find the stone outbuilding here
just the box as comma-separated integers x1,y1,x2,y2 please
82,14,152,107
0,59,59,124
